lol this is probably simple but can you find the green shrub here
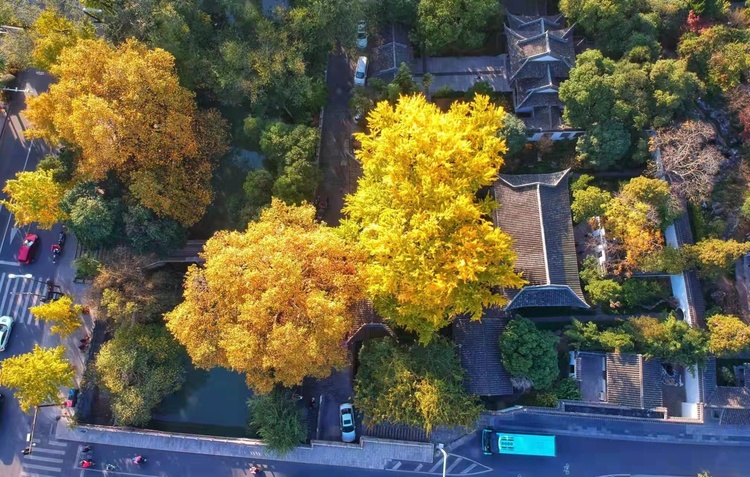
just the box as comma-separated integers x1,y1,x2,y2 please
247,388,306,455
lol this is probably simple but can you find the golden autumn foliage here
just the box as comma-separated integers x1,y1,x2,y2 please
0,345,74,412
342,95,524,342
1,169,67,229
25,39,229,226
29,295,83,337
30,11,94,71
604,177,679,272
165,199,365,393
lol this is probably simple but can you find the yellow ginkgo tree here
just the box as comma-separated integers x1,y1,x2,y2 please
31,10,95,71
1,169,67,229
0,345,74,412
29,295,84,337
165,199,366,393
24,38,229,226
342,94,524,342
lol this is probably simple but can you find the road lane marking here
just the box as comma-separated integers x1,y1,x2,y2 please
446,458,463,474
24,454,64,463
428,458,444,473
31,447,66,455
21,463,63,472
462,464,477,474
47,440,68,447
392,462,402,470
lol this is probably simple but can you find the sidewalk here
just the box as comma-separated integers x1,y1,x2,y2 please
485,407,750,447
55,418,435,469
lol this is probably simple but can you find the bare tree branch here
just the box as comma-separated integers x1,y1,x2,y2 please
650,120,725,203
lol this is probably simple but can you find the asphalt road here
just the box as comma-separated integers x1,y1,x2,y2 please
8,431,744,477
0,68,72,477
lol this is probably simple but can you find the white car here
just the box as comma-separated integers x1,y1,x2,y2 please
357,21,367,49
0,316,14,352
354,56,368,86
340,403,356,443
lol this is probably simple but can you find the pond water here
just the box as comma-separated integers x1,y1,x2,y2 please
149,365,253,438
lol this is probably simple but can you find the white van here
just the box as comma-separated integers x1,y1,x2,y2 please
354,56,368,86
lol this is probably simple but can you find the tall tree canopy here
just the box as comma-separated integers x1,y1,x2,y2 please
30,10,94,71
165,200,366,393
707,314,750,356
1,169,67,229
0,345,74,412
355,337,481,433
25,38,229,226
343,95,524,343
499,317,559,391
560,49,703,168
95,323,187,427
417,0,501,54
29,295,83,337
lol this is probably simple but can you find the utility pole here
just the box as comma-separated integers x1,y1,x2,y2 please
23,403,58,455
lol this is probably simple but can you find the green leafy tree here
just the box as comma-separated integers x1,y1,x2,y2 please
571,185,612,222
243,169,275,208
559,0,658,58
123,205,187,256
68,196,117,250
95,323,187,427
707,314,750,356
649,59,704,127
585,279,622,307
355,337,481,433
247,388,306,455
639,246,690,274
242,115,265,151
500,112,527,157
272,159,320,205
620,279,667,309
575,121,631,169
73,254,101,280
627,315,709,367
566,319,603,350
417,0,500,54
684,239,750,278
0,345,74,412
499,317,559,390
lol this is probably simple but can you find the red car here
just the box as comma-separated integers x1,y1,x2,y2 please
18,233,38,264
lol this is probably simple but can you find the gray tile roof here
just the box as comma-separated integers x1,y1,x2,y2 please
706,386,750,408
453,310,513,396
605,353,664,409
504,13,574,133
492,171,588,309
719,408,750,425
371,23,413,79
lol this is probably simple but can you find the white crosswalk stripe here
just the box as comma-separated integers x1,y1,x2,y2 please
0,273,55,327
21,439,69,477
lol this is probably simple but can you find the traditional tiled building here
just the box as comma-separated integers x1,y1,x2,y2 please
492,170,588,310
505,13,583,141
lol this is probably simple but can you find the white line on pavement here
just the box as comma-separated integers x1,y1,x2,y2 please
30,447,66,455
24,454,64,463
461,463,477,474
0,259,18,266
20,472,61,477
76,468,160,477
46,440,68,447
428,458,444,474
21,463,63,472
446,457,463,474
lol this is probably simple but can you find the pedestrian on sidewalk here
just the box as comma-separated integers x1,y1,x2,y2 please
309,397,316,409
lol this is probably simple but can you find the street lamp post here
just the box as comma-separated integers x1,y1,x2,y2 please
436,443,448,477
23,403,58,455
